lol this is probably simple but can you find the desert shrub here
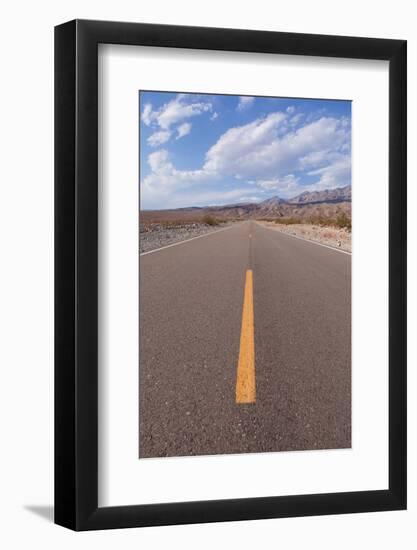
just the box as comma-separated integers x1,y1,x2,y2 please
334,212,351,231
308,213,351,231
274,217,301,225
309,215,329,226
202,214,219,226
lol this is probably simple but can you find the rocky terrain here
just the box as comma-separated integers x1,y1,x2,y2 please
140,185,351,252
259,221,351,252
287,184,351,205
140,221,230,254
141,185,351,221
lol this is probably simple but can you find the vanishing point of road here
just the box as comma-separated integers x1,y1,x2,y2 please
139,221,351,457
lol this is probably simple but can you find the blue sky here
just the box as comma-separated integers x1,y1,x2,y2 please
140,91,351,210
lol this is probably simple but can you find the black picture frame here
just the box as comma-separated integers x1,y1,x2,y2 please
55,19,407,531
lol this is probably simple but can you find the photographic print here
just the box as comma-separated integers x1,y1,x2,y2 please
139,91,351,458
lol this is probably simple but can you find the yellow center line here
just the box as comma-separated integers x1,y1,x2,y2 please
235,269,256,404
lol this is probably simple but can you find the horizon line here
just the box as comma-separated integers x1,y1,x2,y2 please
140,184,351,211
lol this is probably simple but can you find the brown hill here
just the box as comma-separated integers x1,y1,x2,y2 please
288,185,351,205
140,185,351,225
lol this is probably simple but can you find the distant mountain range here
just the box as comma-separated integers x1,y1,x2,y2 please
204,185,351,219
141,185,352,224
286,185,351,205
252,184,351,209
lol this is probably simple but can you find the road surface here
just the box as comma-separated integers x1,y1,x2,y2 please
139,221,351,457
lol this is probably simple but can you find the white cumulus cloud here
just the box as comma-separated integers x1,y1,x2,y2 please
237,96,255,111
147,130,171,147
141,151,246,209
290,113,304,126
256,175,300,194
176,122,192,140
204,114,350,186
142,103,154,126
142,94,212,130
204,112,287,175
141,108,351,208
307,156,351,190
144,149,213,191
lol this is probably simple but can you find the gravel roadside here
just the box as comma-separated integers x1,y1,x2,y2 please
258,221,351,252
140,222,232,254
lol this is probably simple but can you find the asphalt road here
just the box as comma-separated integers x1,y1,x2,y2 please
139,221,351,458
